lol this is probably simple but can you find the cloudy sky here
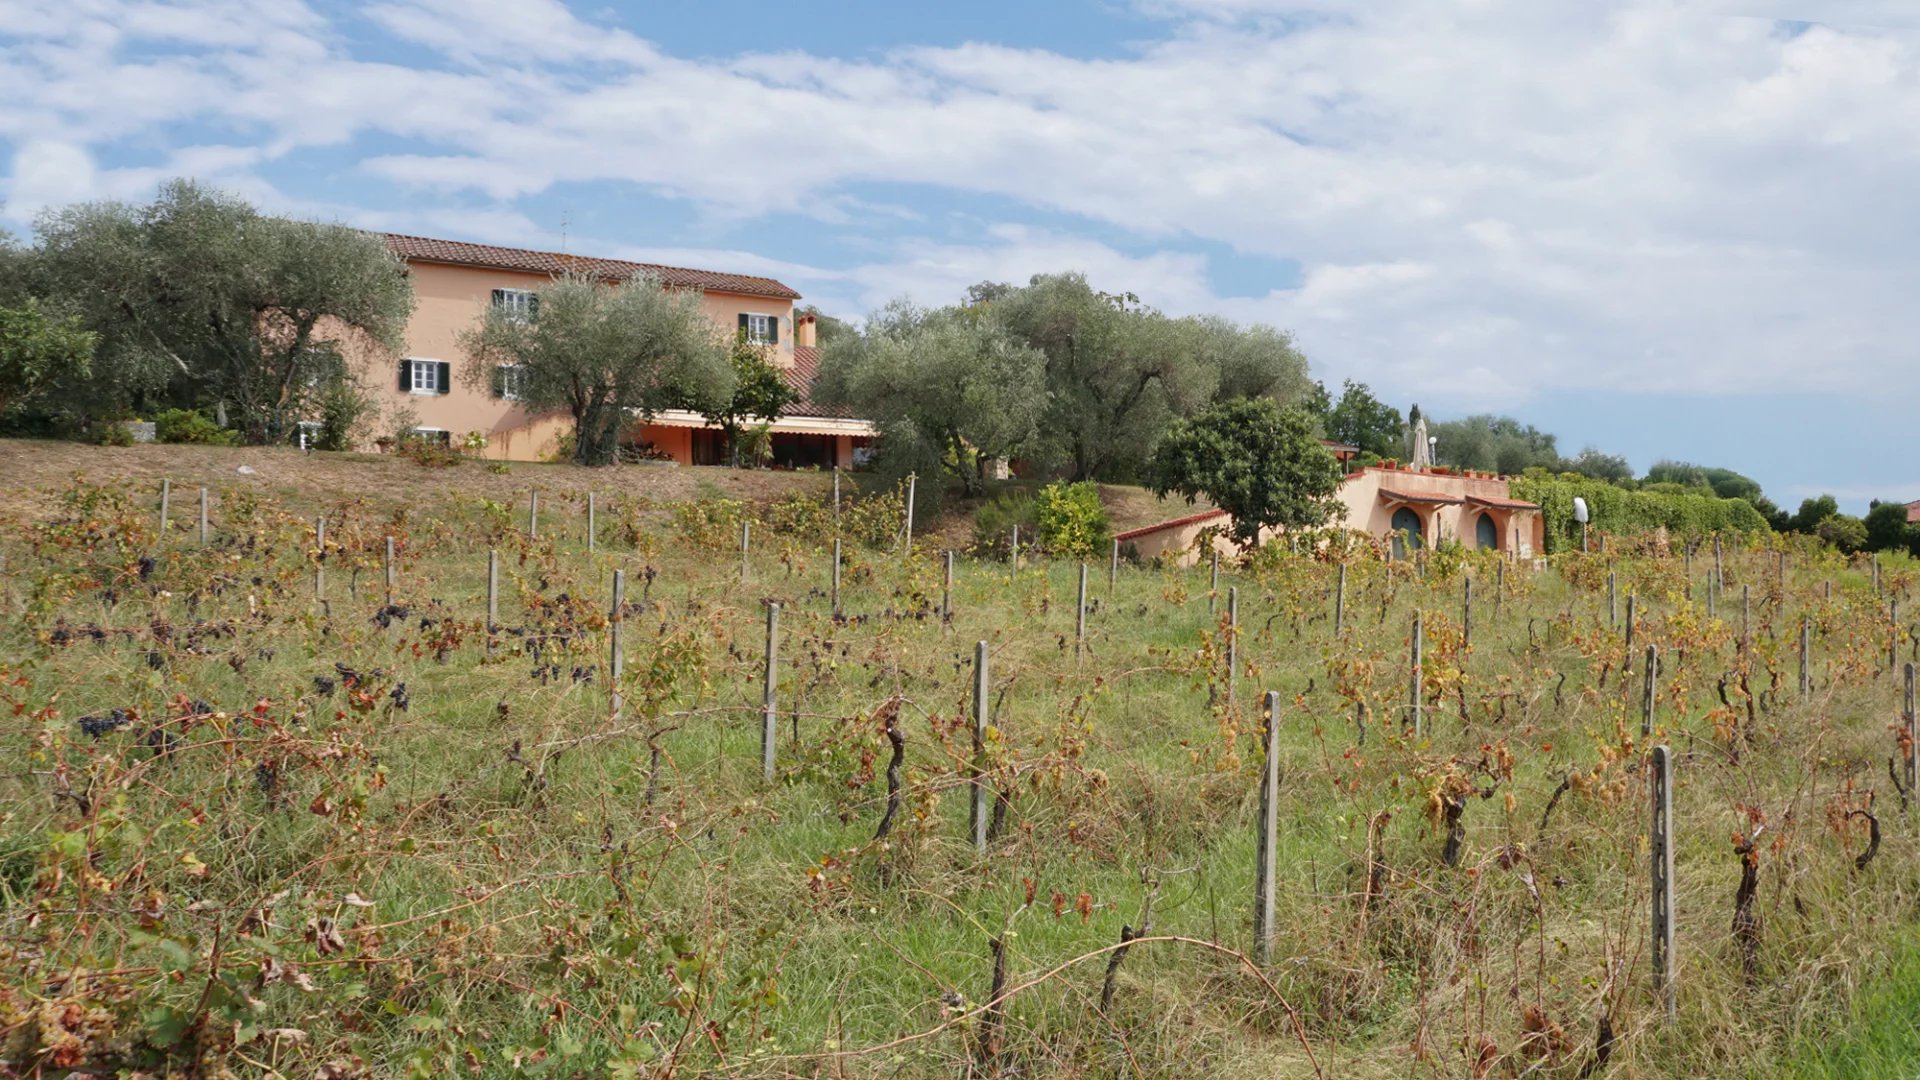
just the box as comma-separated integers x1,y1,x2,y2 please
3,0,1915,509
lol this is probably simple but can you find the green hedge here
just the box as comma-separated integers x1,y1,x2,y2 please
1510,474,1770,554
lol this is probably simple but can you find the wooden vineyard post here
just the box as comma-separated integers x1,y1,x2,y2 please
486,549,499,658
1873,553,1881,597
609,569,625,718
971,640,990,854
159,479,171,536
1624,594,1637,674
528,491,539,539
1905,662,1917,796
313,518,327,603
1209,550,1221,615
903,474,916,555
832,466,841,524
1800,617,1812,701
1334,562,1347,636
1642,644,1659,737
1254,690,1281,967
761,602,781,783
1109,538,1120,596
1225,586,1238,715
1891,600,1901,675
1462,576,1473,652
1410,612,1424,737
1075,562,1089,663
198,487,209,546
1495,560,1504,623
1609,571,1617,627
831,538,842,617
384,536,396,606
740,520,751,582
587,492,596,553
1011,526,1020,570
943,550,955,625
1651,744,1676,1023
1778,551,1787,595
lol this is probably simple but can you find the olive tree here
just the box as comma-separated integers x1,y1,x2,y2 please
814,301,1046,496
27,180,412,440
1149,398,1343,548
461,273,732,466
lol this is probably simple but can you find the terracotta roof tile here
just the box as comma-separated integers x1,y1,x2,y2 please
779,345,860,420
383,233,802,300
1115,508,1230,541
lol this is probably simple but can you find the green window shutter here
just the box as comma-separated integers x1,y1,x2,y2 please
738,313,750,337
490,365,505,398
526,294,538,318
491,289,506,309
437,361,452,395
399,359,411,392
767,316,778,346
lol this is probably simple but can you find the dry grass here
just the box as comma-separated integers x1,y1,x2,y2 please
0,437,833,523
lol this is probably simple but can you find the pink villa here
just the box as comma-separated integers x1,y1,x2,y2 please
1117,457,1546,564
358,234,874,466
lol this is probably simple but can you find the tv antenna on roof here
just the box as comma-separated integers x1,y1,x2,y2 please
559,208,571,254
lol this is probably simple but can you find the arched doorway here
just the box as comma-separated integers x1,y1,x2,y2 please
1475,512,1499,551
1390,506,1424,560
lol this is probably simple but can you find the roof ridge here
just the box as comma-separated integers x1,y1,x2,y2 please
380,232,802,300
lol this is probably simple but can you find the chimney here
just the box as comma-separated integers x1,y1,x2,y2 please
795,312,816,348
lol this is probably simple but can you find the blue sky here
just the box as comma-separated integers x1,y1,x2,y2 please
4,0,1919,511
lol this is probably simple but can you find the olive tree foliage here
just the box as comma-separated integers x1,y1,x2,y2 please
814,301,1046,497
987,273,1312,482
24,180,412,440
0,298,95,418
704,334,797,467
1318,379,1404,458
1430,414,1565,474
1149,398,1344,549
461,273,732,467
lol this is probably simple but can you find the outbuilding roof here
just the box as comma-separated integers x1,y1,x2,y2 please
384,233,803,300
1379,489,1464,506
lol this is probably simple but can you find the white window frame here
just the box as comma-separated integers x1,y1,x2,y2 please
499,363,526,401
745,313,776,345
410,427,450,445
494,289,537,321
407,358,443,395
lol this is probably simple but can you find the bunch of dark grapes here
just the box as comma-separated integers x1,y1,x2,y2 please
78,708,134,739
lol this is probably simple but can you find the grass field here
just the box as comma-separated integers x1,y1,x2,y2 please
1,449,1917,1078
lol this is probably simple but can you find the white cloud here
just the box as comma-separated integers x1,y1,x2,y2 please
4,0,1920,422
5,140,96,221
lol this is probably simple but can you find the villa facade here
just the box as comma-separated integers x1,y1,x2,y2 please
363,234,874,466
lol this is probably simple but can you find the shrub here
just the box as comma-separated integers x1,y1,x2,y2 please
1817,514,1868,554
1034,481,1110,560
95,422,135,447
154,408,239,446
395,435,463,468
314,380,372,451
972,490,1037,559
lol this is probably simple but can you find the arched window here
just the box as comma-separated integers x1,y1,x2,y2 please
1475,512,1499,551
1390,506,1424,560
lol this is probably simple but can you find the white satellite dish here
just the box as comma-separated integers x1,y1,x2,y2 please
1572,497,1589,524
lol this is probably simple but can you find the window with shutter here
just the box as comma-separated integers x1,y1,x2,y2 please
744,314,775,345
405,359,445,395
493,289,537,320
